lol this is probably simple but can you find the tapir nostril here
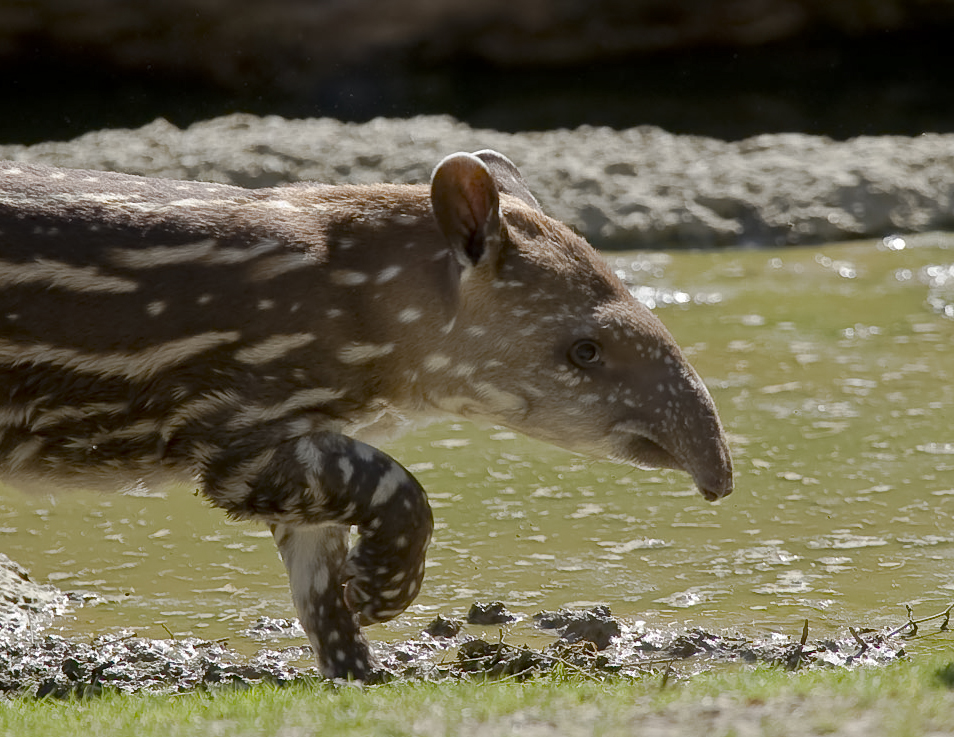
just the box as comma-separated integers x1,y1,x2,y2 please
693,452,734,502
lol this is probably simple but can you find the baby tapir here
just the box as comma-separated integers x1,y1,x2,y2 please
0,151,732,680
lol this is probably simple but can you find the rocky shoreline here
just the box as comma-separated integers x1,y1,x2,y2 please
2,114,953,250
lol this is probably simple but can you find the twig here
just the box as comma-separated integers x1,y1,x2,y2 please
786,618,810,671
848,627,869,659
532,651,605,682
660,659,675,690
887,602,954,638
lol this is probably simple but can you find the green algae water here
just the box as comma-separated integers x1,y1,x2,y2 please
2,233,952,655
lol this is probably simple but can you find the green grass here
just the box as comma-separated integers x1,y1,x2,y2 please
2,658,954,737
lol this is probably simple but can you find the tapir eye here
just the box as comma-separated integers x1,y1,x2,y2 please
568,339,603,368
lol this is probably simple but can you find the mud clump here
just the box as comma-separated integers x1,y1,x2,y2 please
533,605,622,650
456,640,550,680
424,615,463,639
466,602,516,625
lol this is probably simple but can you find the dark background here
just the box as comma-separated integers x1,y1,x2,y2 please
1,0,952,144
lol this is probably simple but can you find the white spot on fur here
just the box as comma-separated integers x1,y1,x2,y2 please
331,270,368,286
223,387,346,430
423,354,451,372
110,238,280,269
375,265,402,284
397,307,422,323
250,253,314,280
473,383,528,415
370,465,406,508
337,342,395,364
338,457,354,484
146,300,166,316
295,436,324,471
0,332,240,381
235,333,317,365
452,363,476,379
0,259,139,294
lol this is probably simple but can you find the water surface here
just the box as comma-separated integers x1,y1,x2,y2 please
3,233,952,654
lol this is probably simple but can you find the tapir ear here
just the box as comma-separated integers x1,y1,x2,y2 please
430,152,502,269
473,149,543,213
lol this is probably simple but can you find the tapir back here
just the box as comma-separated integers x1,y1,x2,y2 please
0,162,450,490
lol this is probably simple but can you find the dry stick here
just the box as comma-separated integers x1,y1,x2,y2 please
660,659,676,690
788,618,810,671
848,627,869,659
887,602,954,638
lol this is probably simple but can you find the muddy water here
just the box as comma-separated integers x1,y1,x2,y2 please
2,233,952,657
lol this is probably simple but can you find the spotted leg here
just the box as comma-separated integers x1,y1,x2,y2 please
269,522,374,679
201,427,434,680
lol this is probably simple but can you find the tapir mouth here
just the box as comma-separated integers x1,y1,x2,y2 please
612,427,734,503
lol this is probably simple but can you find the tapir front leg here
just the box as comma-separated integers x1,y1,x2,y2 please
270,522,371,678
200,428,434,680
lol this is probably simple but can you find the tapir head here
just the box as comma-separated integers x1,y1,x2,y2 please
428,151,733,501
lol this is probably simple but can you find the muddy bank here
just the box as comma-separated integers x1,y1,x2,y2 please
0,555,935,696
0,588,919,696
2,115,953,249
0,614,911,697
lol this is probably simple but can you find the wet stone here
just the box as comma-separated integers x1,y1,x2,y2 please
466,601,516,625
